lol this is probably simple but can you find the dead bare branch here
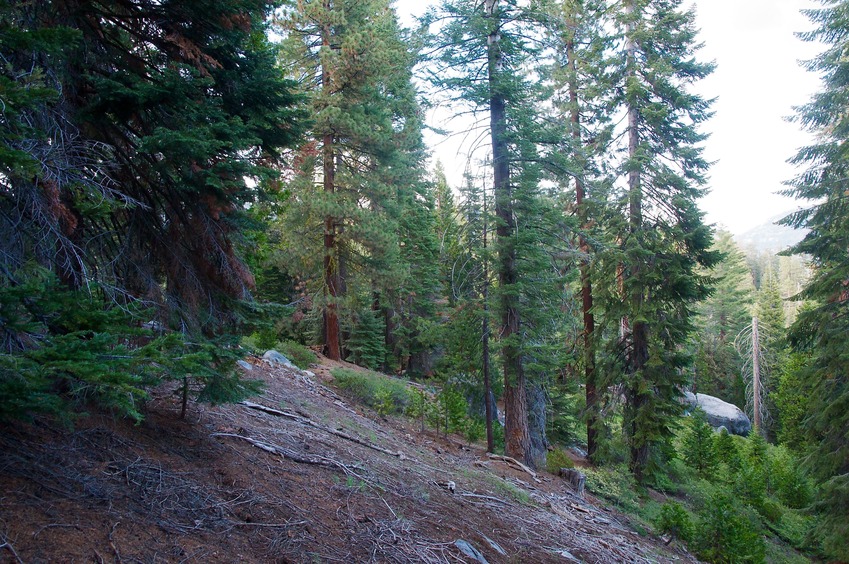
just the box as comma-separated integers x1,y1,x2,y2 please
240,401,407,460
486,453,542,483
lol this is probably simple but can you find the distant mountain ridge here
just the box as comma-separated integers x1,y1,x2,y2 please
734,212,808,253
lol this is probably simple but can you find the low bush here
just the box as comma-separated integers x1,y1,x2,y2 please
331,368,410,414
276,340,317,369
693,491,766,563
656,501,694,542
545,446,575,475
583,465,641,513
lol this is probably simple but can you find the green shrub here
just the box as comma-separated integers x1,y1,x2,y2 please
372,388,395,417
683,409,718,479
545,446,575,475
693,491,765,563
733,461,767,512
276,340,317,369
331,368,410,414
0,272,262,423
774,509,816,551
251,328,279,352
406,386,429,430
583,465,640,513
759,498,783,524
439,386,468,435
656,501,694,542
768,446,814,509
464,418,485,445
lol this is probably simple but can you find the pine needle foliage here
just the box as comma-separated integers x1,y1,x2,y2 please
595,0,719,482
781,1,849,558
0,0,305,421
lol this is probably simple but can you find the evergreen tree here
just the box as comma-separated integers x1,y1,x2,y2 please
693,231,754,407
782,1,849,556
596,0,718,482
1,0,305,419
753,273,786,438
424,0,562,467
433,161,464,303
683,408,718,479
277,0,431,362
543,0,616,461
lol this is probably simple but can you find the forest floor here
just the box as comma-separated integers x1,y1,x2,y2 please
0,355,701,563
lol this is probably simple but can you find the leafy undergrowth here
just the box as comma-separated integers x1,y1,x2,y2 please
582,416,819,564
0,355,699,563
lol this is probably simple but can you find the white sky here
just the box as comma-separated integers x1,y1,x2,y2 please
397,0,824,235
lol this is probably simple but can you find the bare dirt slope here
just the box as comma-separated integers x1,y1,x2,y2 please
0,356,699,563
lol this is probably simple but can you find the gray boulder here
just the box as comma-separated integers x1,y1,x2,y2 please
683,392,751,436
262,350,296,369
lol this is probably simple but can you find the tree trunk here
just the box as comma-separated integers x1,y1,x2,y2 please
624,0,649,481
527,382,549,468
486,0,532,466
565,11,599,460
321,13,341,361
752,316,761,433
482,184,494,453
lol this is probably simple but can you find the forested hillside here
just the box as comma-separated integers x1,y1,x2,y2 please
1,0,847,562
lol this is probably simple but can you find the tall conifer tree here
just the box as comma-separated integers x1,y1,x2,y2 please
0,0,306,418
424,0,557,466
783,1,849,555
598,0,717,481
544,0,616,460
693,231,754,407
278,0,431,362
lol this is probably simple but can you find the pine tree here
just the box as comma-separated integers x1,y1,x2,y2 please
753,273,786,438
694,231,754,407
277,0,430,362
543,0,617,461
682,408,718,479
597,0,718,482
782,1,849,556
1,0,305,420
424,0,561,467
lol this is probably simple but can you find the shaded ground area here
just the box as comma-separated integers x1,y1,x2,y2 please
0,356,699,563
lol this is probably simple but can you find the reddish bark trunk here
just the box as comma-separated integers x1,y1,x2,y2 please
486,0,532,467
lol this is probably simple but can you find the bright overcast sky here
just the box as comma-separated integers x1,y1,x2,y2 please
397,0,824,235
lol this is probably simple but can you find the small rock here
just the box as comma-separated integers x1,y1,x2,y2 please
559,549,580,562
303,370,315,378
236,359,253,372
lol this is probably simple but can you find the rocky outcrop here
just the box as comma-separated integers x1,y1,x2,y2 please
683,392,751,436
262,350,296,369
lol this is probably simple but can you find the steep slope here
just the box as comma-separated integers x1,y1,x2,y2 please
0,358,697,563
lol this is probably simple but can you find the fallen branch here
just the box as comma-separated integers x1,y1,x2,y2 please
459,492,510,505
545,500,579,523
211,432,375,489
240,401,406,460
0,535,23,564
486,454,542,483
211,433,338,469
108,522,123,564
229,520,308,528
